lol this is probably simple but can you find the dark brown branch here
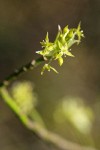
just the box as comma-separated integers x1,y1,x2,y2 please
0,56,45,87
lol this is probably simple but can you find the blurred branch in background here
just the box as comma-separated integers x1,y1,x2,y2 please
54,97,94,134
0,81,97,150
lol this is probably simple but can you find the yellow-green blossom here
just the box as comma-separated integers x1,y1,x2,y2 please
36,23,84,74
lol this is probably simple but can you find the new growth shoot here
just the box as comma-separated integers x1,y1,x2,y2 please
36,23,84,75
0,23,84,87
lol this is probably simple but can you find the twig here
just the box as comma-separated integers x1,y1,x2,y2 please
0,56,44,87
0,23,84,87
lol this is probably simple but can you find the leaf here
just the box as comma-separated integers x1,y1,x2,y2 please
76,22,84,42
57,41,63,49
58,57,63,66
65,50,75,57
41,64,58,75
50,66,58,74
41,64,48,75
63,25,69,34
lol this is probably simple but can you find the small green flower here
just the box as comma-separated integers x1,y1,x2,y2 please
36,23,84,74
41,64,58,75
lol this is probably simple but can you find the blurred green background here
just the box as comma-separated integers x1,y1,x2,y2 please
0,0,100,150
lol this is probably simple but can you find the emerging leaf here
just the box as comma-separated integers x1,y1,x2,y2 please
41,64,58,75
58,57,63,66
36,23,84,74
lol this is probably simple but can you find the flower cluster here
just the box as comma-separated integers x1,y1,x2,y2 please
36,23,84,74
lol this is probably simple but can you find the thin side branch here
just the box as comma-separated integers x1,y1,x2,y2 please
0,56,44,87
0,23,84,87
